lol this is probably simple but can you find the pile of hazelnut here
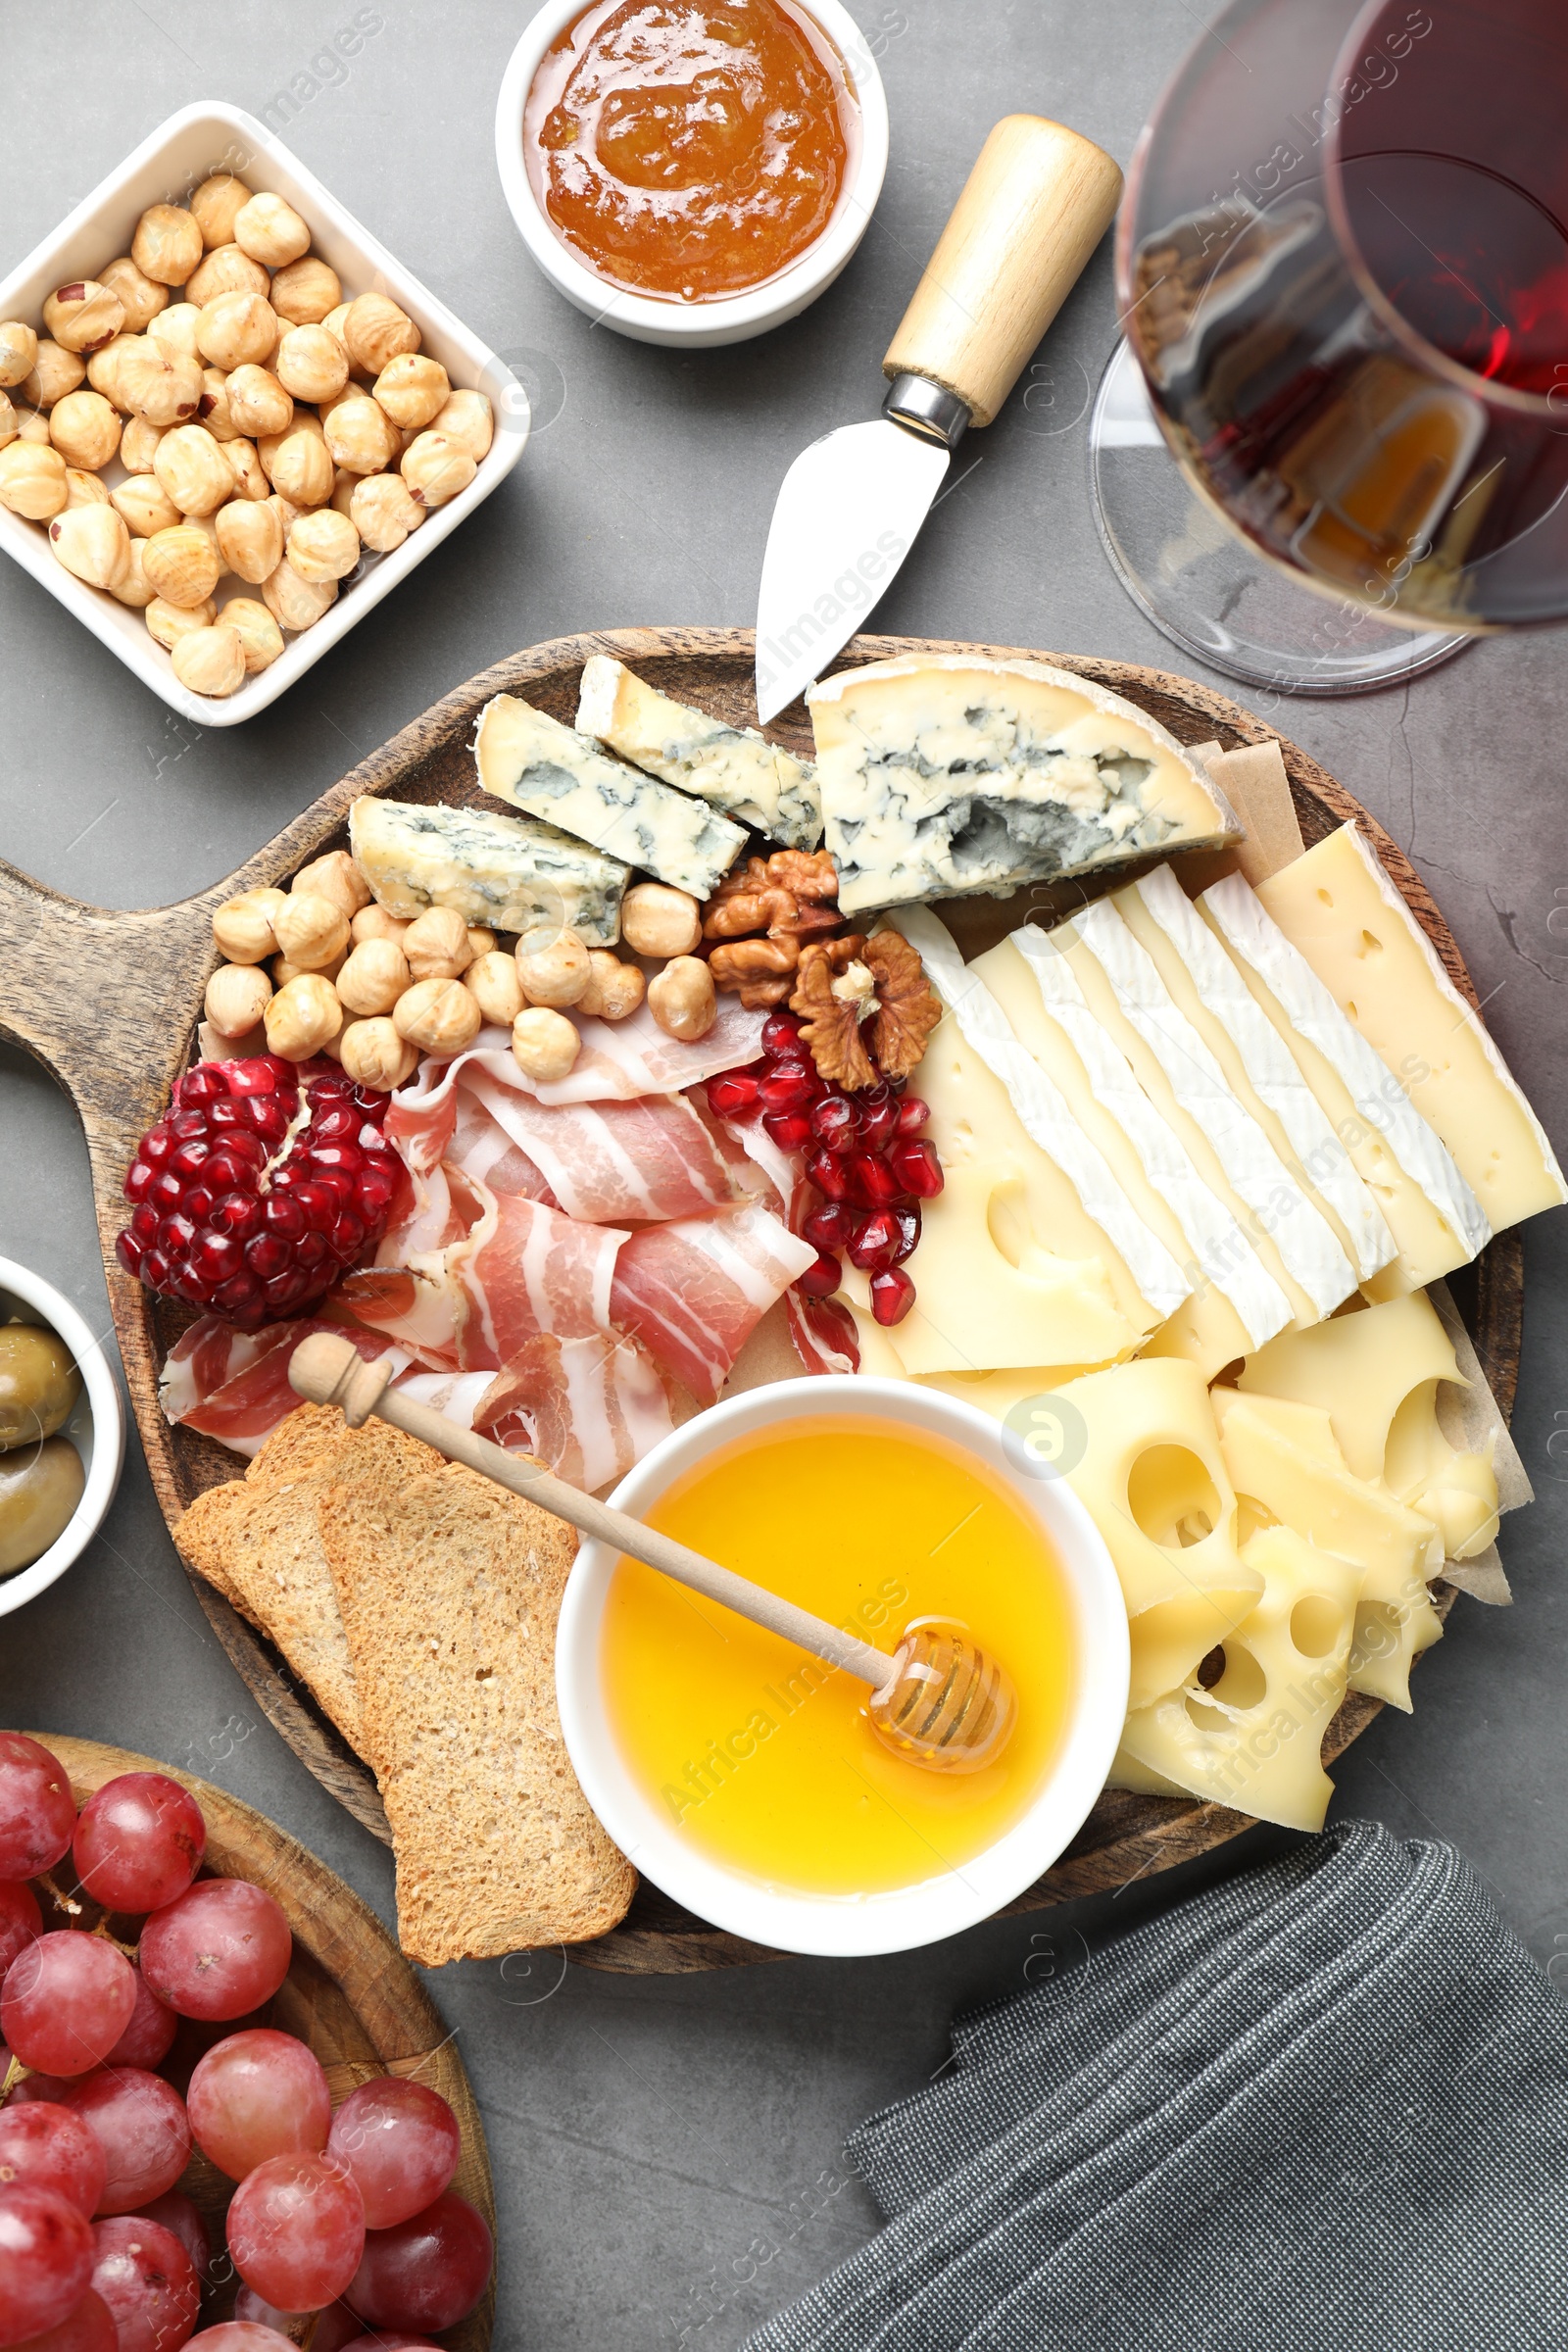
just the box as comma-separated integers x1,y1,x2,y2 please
204,857,723,1092
0,174,491,697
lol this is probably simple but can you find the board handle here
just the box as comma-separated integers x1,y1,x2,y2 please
881,116,1123,429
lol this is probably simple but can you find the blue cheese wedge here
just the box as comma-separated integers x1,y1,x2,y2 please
349,795,627,945
806,655,1241,915
473,693,747,899
575,657,822,850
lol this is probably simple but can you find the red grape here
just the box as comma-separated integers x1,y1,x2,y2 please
140,1882,291,2021
59,2070,191,2216
326,2079,461,2230
73,1778,206,1916
0,1880,41,1984
132,2195,210,2290
226,2155,366,2312
187,2332,298,2352
187,2031,330,2181
345,2191,493,2332
339,2341,441,2352
0,2186,94,2347
103,1971,176,2073
298,2303,365,2352
88,2216,199,2352
0,2105,107,2219
1,1936,137,2077
0,1738,76,1882
6,2289,117,2352
228,2291,307,2334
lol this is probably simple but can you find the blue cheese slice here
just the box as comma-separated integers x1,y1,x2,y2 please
348,795,627,946
575,657,822,850
806,655,1241,916
472,693,747,899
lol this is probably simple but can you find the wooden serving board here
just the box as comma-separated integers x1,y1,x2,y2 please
18,1732,495,2348
0,628,1522,1975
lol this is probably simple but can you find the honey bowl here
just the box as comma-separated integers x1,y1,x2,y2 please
556,1379,1129,1959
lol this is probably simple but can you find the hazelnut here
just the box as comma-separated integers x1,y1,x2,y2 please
112,474,181,537
261,423,333,508
49,389,121,470
266,492,306,533
191,173,253,249
133,203,202,285
338,1016,417,1093
404,905,473,981
431,388,494,463
394,977,482,1056
273,947,345,987
400,430,476,509
118,340,202,426
0,390,16,450
337,936,411,1015
148,304,204,362
186,244,270,308
85,334,138,410
344,472,424,555
109,541,156,609
214,887,287,961
224,364,292,438
275,324,349,405
266,972,342,1061
23,341,86,409
262,558,337,632
98,256,169,334
351,905,409,948
621,882,702,958
466,927,498,959
514,930,592,1007
154,424,233,517
48,504,131,590
270,256,341,326
215,497,283,582
0,441,68,519
197,292,279,372
222,596,285,674
143,522,221,608
205,961,273,1037
63,466,110,509
342,293,420,376
43,280,125,355
292,850,370,918
15,410,50,446
372,354,451,431
511,1007,580,1084
0,322,39,389
322,392,399,476
330,467,358,517
648,957,717,1042
233,193,311,269
196,368,242,441
464,950,524,1029
287,508,360,584
145,595,216,649
273,890,350,970
222,438,269,502
578,951,646,1022
172,621,245,698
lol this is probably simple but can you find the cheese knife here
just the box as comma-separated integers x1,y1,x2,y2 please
755,114,1124,723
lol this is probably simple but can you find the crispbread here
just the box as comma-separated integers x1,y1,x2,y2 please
242,1400,350,1487
318,1460,636,1963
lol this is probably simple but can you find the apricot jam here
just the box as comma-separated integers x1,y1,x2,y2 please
523,0,860,303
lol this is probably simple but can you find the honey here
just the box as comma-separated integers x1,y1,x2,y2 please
601,1416,1079,1898
523,0,860,303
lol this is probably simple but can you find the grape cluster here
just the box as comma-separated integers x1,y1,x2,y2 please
0,1736,492,2352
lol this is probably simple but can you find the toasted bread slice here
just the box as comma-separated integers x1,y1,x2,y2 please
319,1460,636,1963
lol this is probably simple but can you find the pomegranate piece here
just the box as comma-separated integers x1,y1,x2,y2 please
886,1137,944,1199
116,1060,399,1331
759,1066,819,1115
846,1150,903,1208
760,1010,804,1056
889,1202,921,1263
706,1070,761,1120
869,1265,916,1327
801,1201,852,1255
792,1252,842,1299
855,1086,898,1151
805,1148,852,1203
894,1095,930,1137
761,1109,814,1152
808,1094,858,1153
846,1210,903,1273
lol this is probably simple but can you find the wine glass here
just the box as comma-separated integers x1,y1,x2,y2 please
1089,0,1568,695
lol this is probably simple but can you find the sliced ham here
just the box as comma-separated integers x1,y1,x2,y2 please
787,1292,859,1376
458,1074,744,1224
475,1334,676,1493
161,1315,409,1457
610,1202,817,1404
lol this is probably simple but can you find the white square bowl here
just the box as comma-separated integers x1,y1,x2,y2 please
0,102,529,726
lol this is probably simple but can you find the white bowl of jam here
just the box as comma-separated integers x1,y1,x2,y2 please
557,1378,1130,1959
496,0,890,347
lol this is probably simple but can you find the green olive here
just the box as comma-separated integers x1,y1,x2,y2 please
0,1327,81,1450
0,1437,85,1573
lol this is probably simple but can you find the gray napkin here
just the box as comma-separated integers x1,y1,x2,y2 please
743,1822,1568,2351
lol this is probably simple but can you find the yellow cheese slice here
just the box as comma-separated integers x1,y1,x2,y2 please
1210,1388,1442,1710
1113,1525,1358,1833
841,1302,1101,1415
1256,823,1566,1233
1054,1358,1262,1709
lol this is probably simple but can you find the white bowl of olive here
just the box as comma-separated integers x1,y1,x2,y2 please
0,1258,124,1616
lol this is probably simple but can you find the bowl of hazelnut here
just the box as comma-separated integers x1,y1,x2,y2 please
0,103,527,723
0,1257,125,1618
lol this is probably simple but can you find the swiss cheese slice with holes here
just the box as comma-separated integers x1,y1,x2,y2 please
1112,1525,1359,1834
1053,1357,1262,1711
1256,823,1566,1232
1211,1388,1443,1711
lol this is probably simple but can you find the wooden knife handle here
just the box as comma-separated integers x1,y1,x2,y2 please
882,115,1123,429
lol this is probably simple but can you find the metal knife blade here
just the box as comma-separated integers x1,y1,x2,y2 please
753,415,949,724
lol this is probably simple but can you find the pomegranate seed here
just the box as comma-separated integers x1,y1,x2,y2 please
760,1067,818,1115
183,1186,218,1224
761,1011,803,1054
708,1071,761,1119
264,1271,311,1310
808,1096,858,1152
296,1232,331,1272
244,1235,292,1279
803,1202,853,1253
225,1060,279,1096
806,1148,852,1202
123,1160,155,1202
222,1131,270,1171
263,1195,307,1240
140,1248,172,1290
130,1204,161,1245
207,1099,244,1129
150,1169,184,1211
190,1230,242,1284
856,1090,898,1150
310,1168,357,1208
199,1153,250,1198
847,1150,903,1207
290,1180,337,1230
117,1233,143,1275
794,1251,842,1298
178,1066,227,1104
357,1170,395,1215
313,1104,360,1143
239,1096,288,1140
141,1130,174,1165
870,1265,916,1326
212,1193,263,1241
159,1211,198,1256
895,1098,929,1137
330,1210,367,1256
887,1137,944,1199
170,1108,209,1142
762,1109,814,1151
212,1271,263,1319
847,1210,902,1272
169,1139,212,1179
890,1202,921,1262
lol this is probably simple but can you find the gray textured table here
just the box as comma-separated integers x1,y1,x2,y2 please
2,7,1565,2347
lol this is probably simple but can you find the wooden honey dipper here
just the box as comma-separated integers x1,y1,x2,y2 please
288,1332,1016,1775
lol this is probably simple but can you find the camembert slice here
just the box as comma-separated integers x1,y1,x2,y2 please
575,657,822,849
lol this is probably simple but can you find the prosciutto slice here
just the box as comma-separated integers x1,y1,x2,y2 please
474,1335,676,1493
457,1074,744,1224
610,1202,817,1403
161,1316,409,1457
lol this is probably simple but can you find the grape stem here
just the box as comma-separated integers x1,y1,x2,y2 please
89,1916,141,1959
33,1868,83,1917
